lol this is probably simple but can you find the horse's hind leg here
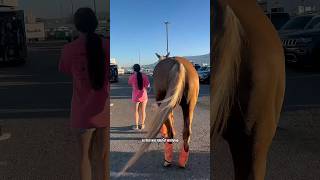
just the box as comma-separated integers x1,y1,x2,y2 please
225,120,275,180
225,128,252,180
179,96,196,168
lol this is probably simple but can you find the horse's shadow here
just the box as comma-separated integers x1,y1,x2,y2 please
110,126,148,137
110,150,210,180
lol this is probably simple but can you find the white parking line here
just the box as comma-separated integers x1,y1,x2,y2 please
288,74,320,79
284,104,320,109
0,82,71,86
0,108,69,114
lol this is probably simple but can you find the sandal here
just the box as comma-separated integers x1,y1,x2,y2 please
140,124,145,130
132,125,139,130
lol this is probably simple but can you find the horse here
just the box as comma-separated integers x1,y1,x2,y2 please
211,0,286,179
117,54,199,176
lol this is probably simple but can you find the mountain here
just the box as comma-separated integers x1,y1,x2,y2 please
141,53,210,69
184,54,210,65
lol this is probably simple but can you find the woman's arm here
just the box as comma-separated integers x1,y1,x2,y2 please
59,45,72,75
128,75,133,85
143,74,150,88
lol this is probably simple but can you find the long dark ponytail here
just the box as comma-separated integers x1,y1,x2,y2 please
133,64,143,90
74,8,106,90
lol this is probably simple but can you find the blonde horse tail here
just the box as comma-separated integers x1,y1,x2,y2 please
211,2,244,145
117,61,186,177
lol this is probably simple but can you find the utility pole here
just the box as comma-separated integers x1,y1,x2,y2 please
164,21,169,54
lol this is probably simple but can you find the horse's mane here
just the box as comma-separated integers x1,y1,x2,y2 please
211,1,245,145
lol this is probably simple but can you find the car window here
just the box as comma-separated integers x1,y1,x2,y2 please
314,22,320,29
281,15,314,30
305,17,320,29
268,13,290,30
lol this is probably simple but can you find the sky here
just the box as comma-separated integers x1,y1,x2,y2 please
18,0,108,18
110,0,210,67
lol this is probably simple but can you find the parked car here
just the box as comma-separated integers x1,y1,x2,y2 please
198,66,210,84
194,63,201,71
110,64,119,82
280,26,320,66
279,14,320,34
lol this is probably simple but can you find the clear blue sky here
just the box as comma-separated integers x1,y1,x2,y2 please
110,0,210,67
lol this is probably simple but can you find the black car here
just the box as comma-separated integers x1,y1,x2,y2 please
110,64,118,82
280,15,320,66
281,29,320,66
197,66,210,84
194,63,201,71
266,12,290,30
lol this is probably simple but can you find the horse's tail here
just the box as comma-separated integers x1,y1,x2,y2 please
117,61,186,177
211,2,244,144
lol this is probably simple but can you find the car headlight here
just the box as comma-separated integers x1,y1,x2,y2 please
297,37,313,44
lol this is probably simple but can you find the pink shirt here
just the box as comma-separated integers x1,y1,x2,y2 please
128,73,150,102
59,35,110,128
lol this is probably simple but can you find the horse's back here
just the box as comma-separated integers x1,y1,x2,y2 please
154,57,198,84
153,57,199,99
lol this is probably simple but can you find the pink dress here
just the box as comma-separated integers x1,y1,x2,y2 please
128,73,150,102
59,35,110,128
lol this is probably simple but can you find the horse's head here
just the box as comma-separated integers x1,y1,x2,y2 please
155,52,170,61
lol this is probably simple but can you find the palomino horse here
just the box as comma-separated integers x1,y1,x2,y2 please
211,0,285,179
118,54,199,175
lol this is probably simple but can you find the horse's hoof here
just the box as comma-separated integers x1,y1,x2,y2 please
163,159,172,167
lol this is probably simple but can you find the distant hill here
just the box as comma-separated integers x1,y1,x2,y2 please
141,53,210,69
184,54,210,65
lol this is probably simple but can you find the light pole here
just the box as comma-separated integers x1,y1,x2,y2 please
164,21,169,54
70,0,74,15
139,49,141,65
93,0,97,13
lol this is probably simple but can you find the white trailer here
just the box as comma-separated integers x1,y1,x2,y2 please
26,23,45,41
0,0,18,7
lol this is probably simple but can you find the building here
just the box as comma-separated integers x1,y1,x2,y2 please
25,12,45,41
297,5,317,15
0,0,18,7
110,58,117,65
257,0,268,13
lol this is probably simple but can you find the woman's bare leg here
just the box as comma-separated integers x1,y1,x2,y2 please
140,100,148,128
77,129,95,180
134,102,140,128
95,127,109,180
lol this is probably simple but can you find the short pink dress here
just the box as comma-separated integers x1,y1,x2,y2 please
128,73,150,102
59,35,110,128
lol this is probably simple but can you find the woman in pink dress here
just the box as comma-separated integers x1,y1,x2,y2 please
59,8,109,180
128,64,150,130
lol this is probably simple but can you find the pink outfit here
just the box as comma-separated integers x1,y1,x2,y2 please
128,73,150,102
59,35,110,128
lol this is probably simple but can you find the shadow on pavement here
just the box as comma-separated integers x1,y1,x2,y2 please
110,150,210,180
